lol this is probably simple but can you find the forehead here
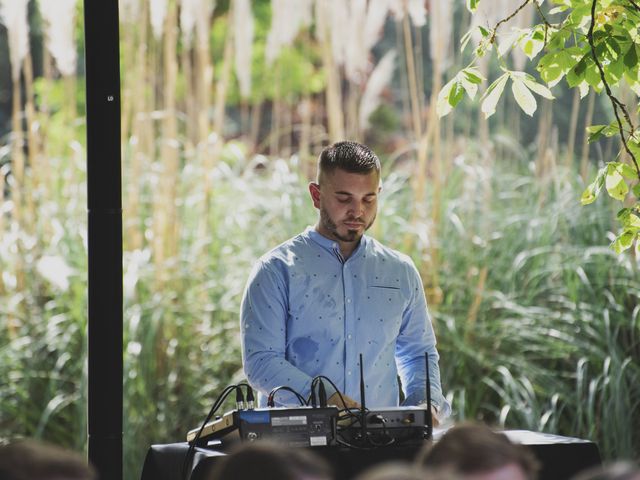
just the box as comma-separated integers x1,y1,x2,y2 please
320,169,380,193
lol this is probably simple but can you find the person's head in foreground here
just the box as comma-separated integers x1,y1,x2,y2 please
207,441,333,480
0,439,97,480
417,423,540,480
571,462,640,480
353,461,462,480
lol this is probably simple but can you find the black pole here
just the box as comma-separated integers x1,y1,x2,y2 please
83,1,123,479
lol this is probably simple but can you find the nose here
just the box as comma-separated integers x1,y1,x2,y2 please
349,199,365,217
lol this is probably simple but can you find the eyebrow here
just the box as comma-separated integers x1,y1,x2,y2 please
334,191,377,196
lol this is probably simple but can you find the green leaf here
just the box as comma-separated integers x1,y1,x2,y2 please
463,67,484,85
586,125,608,143
581,184,598,205
459,76,478,101
611,230,635,254
581,166,607,205
585,62,603,91
522,77,555,99
628,214,640,230
633,184,640,198
511,78,537,116
578,81,590,99
460,30,474,53
467,0,480,13
457,68,485,101
586,123,618,142
574,56,588,75
521,27,545,60
606,56,625,86
498,30,523,58
623,45,638,68
567,57,588,88
568,4,592,29
478,26,490,38
538,50,574,87
629,135,640,159
615,208,640,230
449,80,465,107
436,77,459,118
549,6,569,14
617,208,631,222
481,73,509,119
606,163,629,201
546,28,571,51
604,37,622,57
620,163,638,180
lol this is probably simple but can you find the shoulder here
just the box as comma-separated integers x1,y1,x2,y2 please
365,237,417,269
253,231,315,274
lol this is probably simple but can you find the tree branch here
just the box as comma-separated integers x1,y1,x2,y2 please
534,1,553,29
588,0,640,180
627,0,640,13
489,0,531,45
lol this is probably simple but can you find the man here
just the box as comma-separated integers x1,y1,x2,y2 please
417,423,540,480
240,141,449,421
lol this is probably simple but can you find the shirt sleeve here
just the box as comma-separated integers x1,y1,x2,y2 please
240,260,313,406
395,262,451,417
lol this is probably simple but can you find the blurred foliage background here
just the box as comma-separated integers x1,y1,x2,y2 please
0,0,638,479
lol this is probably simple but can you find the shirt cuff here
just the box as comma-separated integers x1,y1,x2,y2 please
403,391,451,419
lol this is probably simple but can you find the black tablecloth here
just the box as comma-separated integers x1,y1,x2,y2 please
141,429,601,480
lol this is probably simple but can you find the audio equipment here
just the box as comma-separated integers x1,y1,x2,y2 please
187,407,339,448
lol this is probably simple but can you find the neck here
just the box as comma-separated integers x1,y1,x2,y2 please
314,225,359,260
339,242,356,260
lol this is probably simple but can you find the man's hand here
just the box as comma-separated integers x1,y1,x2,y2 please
327,393,360,409
430,404,440,427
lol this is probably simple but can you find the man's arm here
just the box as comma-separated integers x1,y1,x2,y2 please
395,263,451,418
240,261,313,406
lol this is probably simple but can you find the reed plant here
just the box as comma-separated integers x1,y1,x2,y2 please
3,111,640,478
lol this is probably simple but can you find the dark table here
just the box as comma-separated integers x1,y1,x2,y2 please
141,429,601,480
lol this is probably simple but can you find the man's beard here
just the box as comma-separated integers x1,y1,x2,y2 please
319,206,375,243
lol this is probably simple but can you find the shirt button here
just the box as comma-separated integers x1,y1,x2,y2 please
347,298,352,303
347,371,352,376
347,334,352,339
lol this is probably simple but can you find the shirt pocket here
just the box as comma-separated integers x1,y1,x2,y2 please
365,284,405,339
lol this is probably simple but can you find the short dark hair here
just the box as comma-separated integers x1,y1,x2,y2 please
317,141,381,182
207,442,333,480
0,439,97,480
571,462,640,480
417,423,540,480
353,461,461,480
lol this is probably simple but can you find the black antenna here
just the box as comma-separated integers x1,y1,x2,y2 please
310,379,317,408
425,352,433,439
318,380,328,407
359,353,367,442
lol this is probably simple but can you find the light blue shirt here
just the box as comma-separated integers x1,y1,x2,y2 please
240,227,450,415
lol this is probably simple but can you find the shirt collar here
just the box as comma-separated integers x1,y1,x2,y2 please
305,226,368,259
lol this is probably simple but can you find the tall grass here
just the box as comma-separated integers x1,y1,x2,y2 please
6,129,638,478
428,155,640,460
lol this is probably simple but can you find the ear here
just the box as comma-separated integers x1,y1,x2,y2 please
309,182,321,209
